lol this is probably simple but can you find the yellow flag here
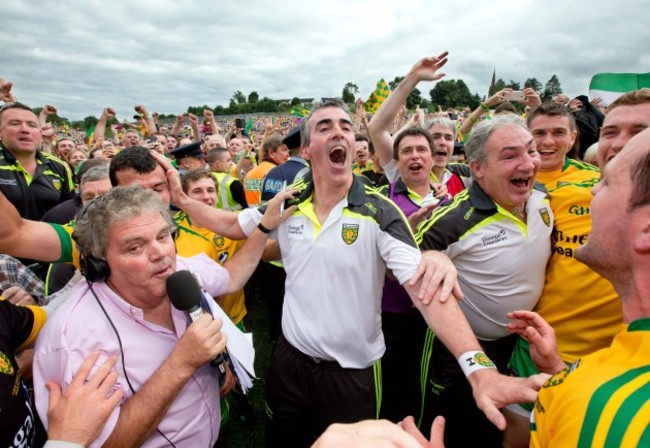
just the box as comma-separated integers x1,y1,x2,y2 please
364,78,390,113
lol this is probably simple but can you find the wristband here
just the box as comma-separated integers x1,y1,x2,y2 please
468,116,477,124
480,103,489,112
457,351,496,377
257,222,272,234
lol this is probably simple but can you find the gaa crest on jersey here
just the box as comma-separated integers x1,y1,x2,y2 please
52,179,62,191
539,207,551,227
0,351,14,375
341,223,359,245
213,235,225,248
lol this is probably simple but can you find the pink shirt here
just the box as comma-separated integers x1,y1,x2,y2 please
33,254,230,447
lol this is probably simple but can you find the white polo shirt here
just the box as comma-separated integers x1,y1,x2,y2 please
239,176,421,368
416,181,553,340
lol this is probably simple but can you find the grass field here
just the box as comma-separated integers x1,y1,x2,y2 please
226,289,274,448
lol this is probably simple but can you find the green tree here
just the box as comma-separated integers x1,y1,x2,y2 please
341,82,359,104
524,77,543,92
290,97,301,107
430,79,479,110
232,91,247,105
248,91,259,103
506,80,521,90
83,115,98,131
489,78,507,96
542,75,563,102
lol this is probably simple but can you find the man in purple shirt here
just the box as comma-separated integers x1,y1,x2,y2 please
32,186,289,447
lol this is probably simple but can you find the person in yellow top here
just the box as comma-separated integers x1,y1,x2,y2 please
351,134,374,174
176,168,248,326
507,125,650,448
527,102,600,190
243,133,289,207
505,90,650,447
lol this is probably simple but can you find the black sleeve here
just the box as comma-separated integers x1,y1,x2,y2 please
0,300,35,350
229,179,248,209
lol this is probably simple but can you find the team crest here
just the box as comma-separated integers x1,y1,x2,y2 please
213,234,225,248
539,207,551,227
472,352,495,368
341,224,359,245
52,179,62,191
0,351,14,375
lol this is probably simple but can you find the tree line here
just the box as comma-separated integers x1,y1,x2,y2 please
37,74,564,132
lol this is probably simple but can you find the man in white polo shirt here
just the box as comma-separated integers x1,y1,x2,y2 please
230,100,545,446
415,114,552,447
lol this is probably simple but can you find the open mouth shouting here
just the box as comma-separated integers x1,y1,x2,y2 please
510,176,534,190
329,145,348,167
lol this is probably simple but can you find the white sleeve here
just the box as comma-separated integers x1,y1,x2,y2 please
381,159,399,184
237,208,263,237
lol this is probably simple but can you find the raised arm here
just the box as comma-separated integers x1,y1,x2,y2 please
149,151,247,239
223,191,296,292
0,77,16,102
170,113,186,137
202,109,221,136
459,88,512,135
39,105,58,126
94,108,116,142
368,53,448,166
134,105,157,136
188,113,201,142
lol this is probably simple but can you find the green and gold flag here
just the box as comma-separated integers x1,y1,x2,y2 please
364,78,390,113
291,105,311,118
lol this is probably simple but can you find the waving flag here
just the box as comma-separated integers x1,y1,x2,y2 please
364,78,390,113
291,105,311,118
589,73,650,106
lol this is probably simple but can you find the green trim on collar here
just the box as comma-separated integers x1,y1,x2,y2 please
628,317,650,332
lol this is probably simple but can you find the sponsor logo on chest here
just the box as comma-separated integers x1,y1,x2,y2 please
482,229,508,247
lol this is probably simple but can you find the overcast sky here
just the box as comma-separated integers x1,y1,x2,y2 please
2,0,648,120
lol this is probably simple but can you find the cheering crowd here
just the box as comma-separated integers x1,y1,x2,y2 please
0,52,649,448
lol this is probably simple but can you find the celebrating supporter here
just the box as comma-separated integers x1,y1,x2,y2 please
415,112,552,446
0,102,75,220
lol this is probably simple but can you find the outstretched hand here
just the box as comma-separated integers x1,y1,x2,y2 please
408,251,463,304
46,352,124,446
507,310,565,374
409,52,449,83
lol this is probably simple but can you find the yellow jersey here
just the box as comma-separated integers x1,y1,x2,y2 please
535,180,623,362
530,318,650,448
535,157,599,190
174,212,247,324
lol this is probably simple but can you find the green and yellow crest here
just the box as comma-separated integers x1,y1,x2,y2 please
0,351,14,375
52,179,62,191
539,207,551,227
473,352,495,368
341,223,359,245
213,234,225,248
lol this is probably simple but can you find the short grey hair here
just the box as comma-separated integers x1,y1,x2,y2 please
73,186,176,259
79,166,110,198
426,117,457,139
300,99,350,147
464,115,528,165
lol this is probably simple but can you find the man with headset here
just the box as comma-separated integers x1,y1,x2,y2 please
31,186,291,447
